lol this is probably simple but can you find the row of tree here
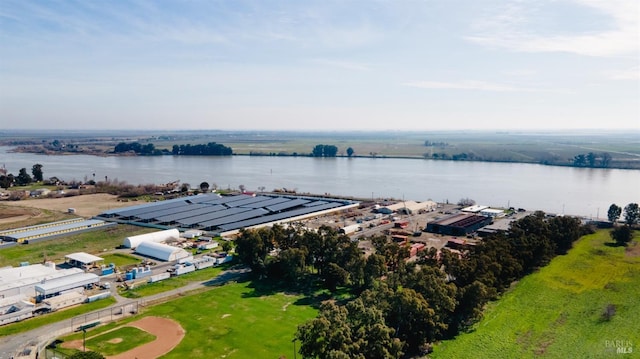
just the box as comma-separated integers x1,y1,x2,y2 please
171,142,232,156
607,203,639,225
235,212,590,357
0,164,43,189
572,152,612,168
113,142,167,155
113,142,233,156
310,144,356,158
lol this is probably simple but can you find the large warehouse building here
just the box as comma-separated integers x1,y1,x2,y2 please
98,193,358,235
123,229,180,249
0,264,83,299
426,213,493,236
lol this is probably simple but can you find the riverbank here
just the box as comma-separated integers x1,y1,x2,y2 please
4,130,639,170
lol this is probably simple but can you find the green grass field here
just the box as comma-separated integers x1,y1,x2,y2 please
85,326,156,355
134,280,318,359
99,252,141,268
431,230,640,358
0,224,156,267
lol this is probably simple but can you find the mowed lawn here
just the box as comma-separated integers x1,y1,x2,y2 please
142,280,318,359
432,230,640,358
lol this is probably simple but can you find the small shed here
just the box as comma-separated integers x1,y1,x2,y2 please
65,252,104,269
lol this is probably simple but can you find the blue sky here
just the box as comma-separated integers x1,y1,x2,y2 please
1,0,638,131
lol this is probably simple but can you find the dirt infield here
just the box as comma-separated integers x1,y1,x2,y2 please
62,316,185,359
1,193,133,218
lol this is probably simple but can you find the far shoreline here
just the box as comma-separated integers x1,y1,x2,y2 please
7,145,640,171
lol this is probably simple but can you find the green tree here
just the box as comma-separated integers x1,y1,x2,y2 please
199,181,210,192
624,203,639,226
346,147,354,157
16,168,32,186
608,204,622,223
586,152,597,167
548,215,582,254
363,253,387,288
573,154,586,166
0,174,14,189
312,144,325,157
31,164,43,182
296,299,402,359
234,227,274,276
610,226,633,246
600,152,612,167
323,145,338,157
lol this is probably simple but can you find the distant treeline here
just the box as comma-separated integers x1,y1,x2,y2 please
171,143,232,156
113,142,232,156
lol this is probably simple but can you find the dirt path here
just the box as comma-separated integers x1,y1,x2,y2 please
1,193,133,218
62,316,185,359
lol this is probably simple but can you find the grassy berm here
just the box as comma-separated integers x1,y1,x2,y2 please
431,230,640,358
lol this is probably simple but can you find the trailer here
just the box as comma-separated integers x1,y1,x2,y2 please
339,224,361,235
171,263,195,276
148,272,171,283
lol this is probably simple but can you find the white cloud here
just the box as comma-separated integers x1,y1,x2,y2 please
310,59,372,71
605,65,640,80
403,80,562,93
467,0,639,57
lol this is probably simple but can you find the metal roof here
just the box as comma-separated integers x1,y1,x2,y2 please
35,273,99,295
65,252,103,264
1,220,109,242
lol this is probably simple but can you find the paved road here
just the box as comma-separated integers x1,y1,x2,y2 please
0,267,251,359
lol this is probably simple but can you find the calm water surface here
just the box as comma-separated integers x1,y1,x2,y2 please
1,147,639,218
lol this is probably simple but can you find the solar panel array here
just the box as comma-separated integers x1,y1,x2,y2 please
96,194,357,233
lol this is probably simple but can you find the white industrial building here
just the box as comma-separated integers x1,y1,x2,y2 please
461,205,489,213
0,264,83,299
0,295,35,325
34,272,99,301
378,200,438,215
480,208,505,218
123,228,180,249
135,241,190,262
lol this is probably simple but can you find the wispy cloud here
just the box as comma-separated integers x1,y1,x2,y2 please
467,0,639,57
403,80,563,93
310,59,372,71
605,65,640,80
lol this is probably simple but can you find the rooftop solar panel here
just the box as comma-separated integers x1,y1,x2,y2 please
135,203,210,220
224,195,271,208
178,207,254,226
114,201,190,217
99,196,187,215
154,205,227,223
266,198,310,212
199,208,268,229
218,202,342,231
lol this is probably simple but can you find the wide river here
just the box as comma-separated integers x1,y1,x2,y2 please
1,147,639,218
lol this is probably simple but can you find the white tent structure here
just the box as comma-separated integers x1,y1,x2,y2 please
123,228,179,249
135,241,190,262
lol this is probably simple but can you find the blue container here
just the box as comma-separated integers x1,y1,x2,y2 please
125,272,134,281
